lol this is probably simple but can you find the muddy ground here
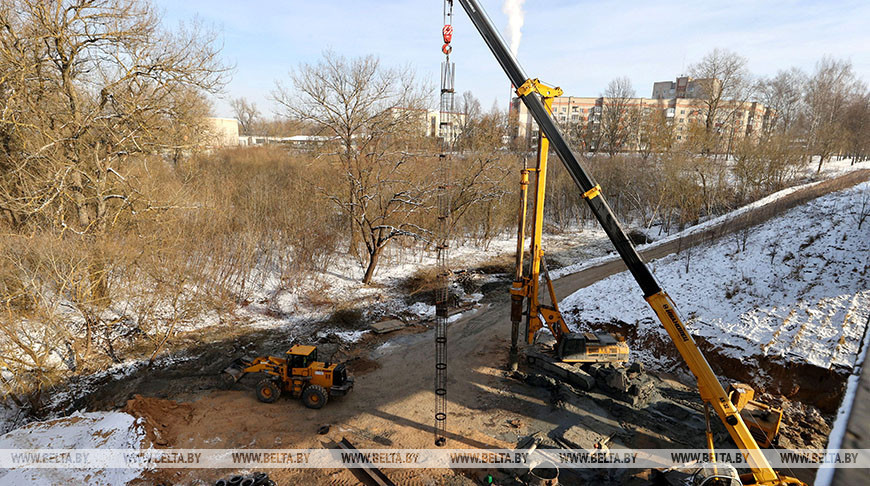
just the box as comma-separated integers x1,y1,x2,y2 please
30,169,869,485
102,292,831,486
48,285,835,486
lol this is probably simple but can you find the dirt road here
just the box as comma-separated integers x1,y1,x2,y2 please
74,169,870,485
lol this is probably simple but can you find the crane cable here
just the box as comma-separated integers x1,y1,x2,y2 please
434,0,455,448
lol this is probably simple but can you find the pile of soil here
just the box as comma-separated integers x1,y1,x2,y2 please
346,356,381,375
123,395,193,447
766,394,832,449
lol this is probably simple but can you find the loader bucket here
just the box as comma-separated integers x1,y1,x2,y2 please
221,366,245,383
221,357,252,383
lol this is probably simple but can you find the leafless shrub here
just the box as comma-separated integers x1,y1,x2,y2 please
400,267,443,298
852,184,870,230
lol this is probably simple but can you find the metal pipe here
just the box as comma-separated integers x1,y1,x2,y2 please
509,167,530,371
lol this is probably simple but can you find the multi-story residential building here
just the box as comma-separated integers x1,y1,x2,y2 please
651,76,721,100
510,76,771,152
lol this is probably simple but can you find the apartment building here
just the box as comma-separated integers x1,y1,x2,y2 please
651,76,721,100
510,76,770,151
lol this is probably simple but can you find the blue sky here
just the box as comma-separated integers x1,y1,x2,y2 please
155,0,870,119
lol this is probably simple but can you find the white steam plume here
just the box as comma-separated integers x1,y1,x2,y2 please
502,0,526,55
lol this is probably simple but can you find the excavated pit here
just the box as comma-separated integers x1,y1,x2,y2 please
576,318,849,414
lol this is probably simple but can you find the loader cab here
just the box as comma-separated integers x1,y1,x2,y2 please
287,345,318,371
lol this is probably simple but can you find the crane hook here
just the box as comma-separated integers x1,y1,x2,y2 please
442,25,453,44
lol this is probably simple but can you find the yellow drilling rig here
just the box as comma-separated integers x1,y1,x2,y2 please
454,0,803,484
508,79,629,368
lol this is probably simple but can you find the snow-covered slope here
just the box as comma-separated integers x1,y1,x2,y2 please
561,181,870,371
0,411,147,485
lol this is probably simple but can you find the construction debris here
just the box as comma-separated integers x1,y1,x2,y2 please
370,319,406,334
337,437,397,486
527,460,559,486
560,425,608,450
213,472,274,486
588,363,656,407
526,348,595,391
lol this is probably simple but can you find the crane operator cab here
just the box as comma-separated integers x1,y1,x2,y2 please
557,332,629,364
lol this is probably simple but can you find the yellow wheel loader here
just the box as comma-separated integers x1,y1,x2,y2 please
221,344,353,409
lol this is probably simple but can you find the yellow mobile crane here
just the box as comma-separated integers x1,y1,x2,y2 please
454,1,804,484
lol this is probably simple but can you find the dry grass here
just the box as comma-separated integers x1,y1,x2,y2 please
400,267,443,297
475,254,517,275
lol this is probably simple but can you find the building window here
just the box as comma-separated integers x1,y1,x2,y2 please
677,135,682,140
572,106,578,112
680,109,685,114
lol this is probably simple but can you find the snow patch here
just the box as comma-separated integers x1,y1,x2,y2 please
408,302,436,319
317,329,370,343
561,181,870,370
0,411,147,485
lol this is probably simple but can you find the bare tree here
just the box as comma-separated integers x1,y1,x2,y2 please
0,0,226,305
600,77,638,156
230,97,260,135
638,104,675,159
456,90,482,140
689,49,754,137
851,184,870,230
273,52,431,284
732,134,803,198
802,57,864,172
448,99,512,240
841,90,870,164
0,0,227,233
0,0,228,394
761,68,806,134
